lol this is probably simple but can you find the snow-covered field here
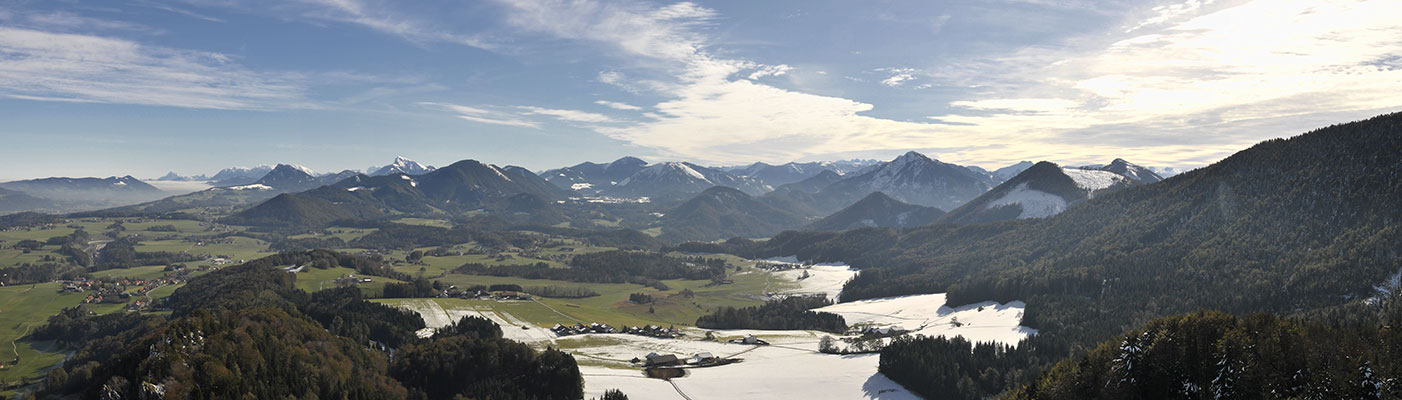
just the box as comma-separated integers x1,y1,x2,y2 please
573,333,919,400
761,256,859,300
389,299,556,343
569,292,1035,399
390,260,1035,399
816,293,1037,346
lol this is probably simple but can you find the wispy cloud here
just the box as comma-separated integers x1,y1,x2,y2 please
747,64,792,80
176,0,491,48
878,68,917,87
519,106,616,123
419,102,542,128
595,100,643,111
0,27,306,110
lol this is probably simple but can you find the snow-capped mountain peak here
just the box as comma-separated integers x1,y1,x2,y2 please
369,156,435,176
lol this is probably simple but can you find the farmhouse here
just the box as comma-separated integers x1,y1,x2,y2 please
644,353,681,367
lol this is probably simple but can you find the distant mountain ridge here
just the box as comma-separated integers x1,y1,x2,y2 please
603,161,770,201
807,151,998,212
722,159,879,187
208,165,274,186
226,159,567,228
806,192,945,231
541,157,648,194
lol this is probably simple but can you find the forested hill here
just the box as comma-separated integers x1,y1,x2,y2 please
699,111,1402,345
1003,311,1402,399
31,250,586,399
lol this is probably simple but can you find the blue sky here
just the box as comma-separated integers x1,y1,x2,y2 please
1,0,1400,180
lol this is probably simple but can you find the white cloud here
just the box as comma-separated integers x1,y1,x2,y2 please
879,68,917,87
595,100,643,110
1125,0,1216,32
518,106,616,123
747,64,793,80
0,27,305,110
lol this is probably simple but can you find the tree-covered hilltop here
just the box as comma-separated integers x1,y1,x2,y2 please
1004,311,1401,399
696,295,847,333
881,311,1402,400
32,250,587,399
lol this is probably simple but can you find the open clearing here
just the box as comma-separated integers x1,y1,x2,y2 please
816,293,1037,346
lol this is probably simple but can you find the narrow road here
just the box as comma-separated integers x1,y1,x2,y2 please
667,378,694,400
531,298,586,324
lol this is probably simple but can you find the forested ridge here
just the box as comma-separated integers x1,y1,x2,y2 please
29,250,587,399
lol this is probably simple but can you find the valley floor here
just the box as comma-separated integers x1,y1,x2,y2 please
388,260,1036,400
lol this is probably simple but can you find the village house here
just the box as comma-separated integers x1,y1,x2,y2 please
643,353,681,367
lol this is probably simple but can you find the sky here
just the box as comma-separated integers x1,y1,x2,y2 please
1,0,1400,181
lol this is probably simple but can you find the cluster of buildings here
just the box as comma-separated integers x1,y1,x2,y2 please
726,334,770,345
859,325,908,338
550,323,684,339
636,352,722,368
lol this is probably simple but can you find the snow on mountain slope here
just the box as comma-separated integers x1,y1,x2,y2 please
985,182,1068,218
1062,168,1127,191
369,156,436,176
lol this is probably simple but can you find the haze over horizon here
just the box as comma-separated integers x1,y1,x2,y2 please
2,0,1400,181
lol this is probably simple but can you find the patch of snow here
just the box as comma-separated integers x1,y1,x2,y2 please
816,293,1037,347
488,165,513,181
1365,267,1402,306
113,181,127,186
774,264,859,301
574,335,918,400
287,164,317,176
986,182,1068,218
399,175,411,180
387,299,555,344
1062,168,1126,191
570,196,651,204
227,184,273,191
572,183,594,191
760,257,858,301
347,187,370,192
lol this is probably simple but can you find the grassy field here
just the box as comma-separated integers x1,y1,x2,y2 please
292,267,408,297
390,218,453,228
0,283,127,396
429,259,791,329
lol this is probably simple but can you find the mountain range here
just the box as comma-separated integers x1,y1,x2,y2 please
225,160,566,228
720,159,878,186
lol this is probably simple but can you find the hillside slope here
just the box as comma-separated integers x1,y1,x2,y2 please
807,192,945,231
656,186,807,242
